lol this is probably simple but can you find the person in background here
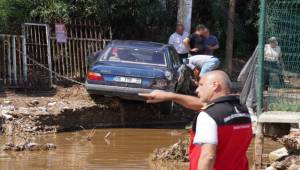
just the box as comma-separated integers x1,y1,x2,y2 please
203,28,219,55
183,24,206,56
186,54,220,79
264,36,284,89
139,71,252,170
168,24,189,63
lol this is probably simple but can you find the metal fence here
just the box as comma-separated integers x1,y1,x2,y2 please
49,20,112,81
261,0,300,112
0,35,26,87
0,20,111,88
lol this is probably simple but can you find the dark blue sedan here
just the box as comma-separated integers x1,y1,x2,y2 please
85,40,181,104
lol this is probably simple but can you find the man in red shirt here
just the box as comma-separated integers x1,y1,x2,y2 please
139,70,252,170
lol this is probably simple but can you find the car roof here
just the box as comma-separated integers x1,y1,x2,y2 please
109,40,169,50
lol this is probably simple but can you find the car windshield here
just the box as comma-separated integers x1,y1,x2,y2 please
100,47,166,66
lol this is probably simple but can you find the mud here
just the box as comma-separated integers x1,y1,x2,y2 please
0,85,195,136
151,138,189,162
267,133,300,169
150,130,300,169
271,155,300,170
1,142,56,151
279,134,300,154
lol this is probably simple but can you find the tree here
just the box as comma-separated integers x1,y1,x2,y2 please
0,0,259,75
225,0,235,76
177,0,193,33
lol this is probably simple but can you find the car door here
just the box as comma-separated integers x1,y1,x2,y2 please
168,47,181,75
167,46,182,89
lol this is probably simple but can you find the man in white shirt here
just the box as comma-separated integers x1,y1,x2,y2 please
168,24,189,63
264,36,284,89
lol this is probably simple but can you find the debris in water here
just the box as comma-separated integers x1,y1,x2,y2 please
267,133,300,170
104,132,112,145
86,128,96,141
271,155,300,170
43,143,57,150
279,134,300,153
3,100,12,105
47,102,57,107
25,142,41,151
1,142,56,151
151,139,189,162
27,100,39,107
170,130,181,136
104,132,111,139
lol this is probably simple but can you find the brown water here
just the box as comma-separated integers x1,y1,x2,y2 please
0,128,281,170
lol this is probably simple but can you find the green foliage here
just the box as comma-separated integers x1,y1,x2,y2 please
0,0,34,33
30,1,70,22
191,0,259,60
268,100,300,112
0,0,259,59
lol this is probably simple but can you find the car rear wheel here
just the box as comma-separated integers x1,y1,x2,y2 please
89,93,111,104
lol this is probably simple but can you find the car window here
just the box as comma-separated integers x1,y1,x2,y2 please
100,47,166,66
169,47,181,68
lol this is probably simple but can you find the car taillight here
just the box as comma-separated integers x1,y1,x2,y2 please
152,79,168,89
87,71,104,81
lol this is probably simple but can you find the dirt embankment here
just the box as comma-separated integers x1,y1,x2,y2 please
0,85,112,135
0,85,194,136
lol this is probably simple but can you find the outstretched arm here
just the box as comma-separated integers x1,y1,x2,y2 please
183,38,191,51
139,90,205,111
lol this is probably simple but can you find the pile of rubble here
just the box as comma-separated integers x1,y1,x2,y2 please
267,133,300,170
1,142,56,151
151,139,189,162
0,85,188,135
0,85,106,135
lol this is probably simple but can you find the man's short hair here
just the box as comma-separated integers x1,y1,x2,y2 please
196,24,206,30
176,23,184,28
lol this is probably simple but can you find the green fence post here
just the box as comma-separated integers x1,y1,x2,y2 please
257,0,266,116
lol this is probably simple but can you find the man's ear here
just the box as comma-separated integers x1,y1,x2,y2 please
211,81,220,91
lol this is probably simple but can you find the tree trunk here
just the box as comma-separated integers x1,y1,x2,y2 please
225,0,236,76
159,0,167,10
177,0,193,33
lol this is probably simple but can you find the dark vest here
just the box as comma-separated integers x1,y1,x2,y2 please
189,95,252,170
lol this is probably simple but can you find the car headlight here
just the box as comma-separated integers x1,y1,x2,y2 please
164,71,173,81
153,79,168,89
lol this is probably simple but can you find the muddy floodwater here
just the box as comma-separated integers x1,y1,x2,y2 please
0,128,281,170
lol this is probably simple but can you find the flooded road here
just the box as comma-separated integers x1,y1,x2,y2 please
0,128,281,170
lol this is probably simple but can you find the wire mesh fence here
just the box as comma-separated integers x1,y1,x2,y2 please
264,0,300,112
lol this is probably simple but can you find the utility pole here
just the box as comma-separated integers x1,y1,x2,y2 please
177,0,193,33
225,0,236,75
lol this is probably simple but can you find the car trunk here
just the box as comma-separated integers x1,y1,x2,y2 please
90,61,167,89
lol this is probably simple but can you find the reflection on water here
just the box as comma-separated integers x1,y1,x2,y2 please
0,128,281,170
0,129,187,170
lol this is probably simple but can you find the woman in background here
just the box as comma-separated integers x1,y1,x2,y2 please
264,37,285,89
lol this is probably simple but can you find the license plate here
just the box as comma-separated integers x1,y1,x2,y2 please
114,76,142,84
